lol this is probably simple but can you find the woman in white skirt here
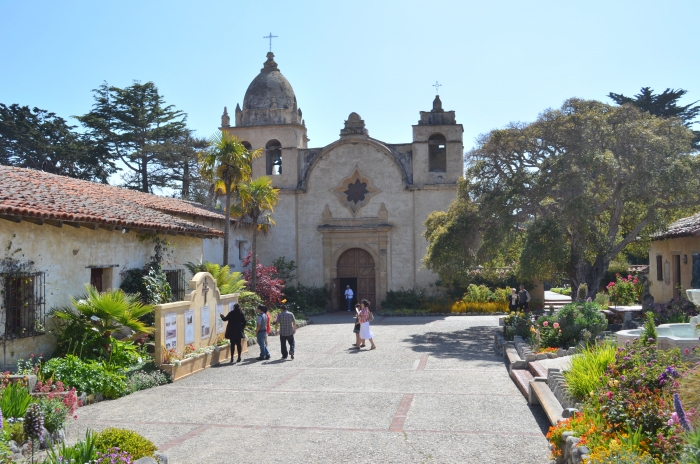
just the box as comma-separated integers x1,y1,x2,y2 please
356,299,377,350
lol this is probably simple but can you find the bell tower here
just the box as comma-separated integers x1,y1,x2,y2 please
221,52,308,189
411,95,463,185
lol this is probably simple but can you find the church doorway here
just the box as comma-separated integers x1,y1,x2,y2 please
336,248,376,311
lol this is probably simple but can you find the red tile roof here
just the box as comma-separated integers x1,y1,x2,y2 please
0,166,225,238
652,213,700,241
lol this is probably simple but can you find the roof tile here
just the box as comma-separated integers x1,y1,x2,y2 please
0,166,224,238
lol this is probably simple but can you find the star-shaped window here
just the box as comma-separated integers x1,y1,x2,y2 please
344,179,369,204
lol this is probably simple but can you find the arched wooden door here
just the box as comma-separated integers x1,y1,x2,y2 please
337,248,376,309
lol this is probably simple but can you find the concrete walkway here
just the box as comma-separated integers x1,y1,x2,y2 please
67,315,551,463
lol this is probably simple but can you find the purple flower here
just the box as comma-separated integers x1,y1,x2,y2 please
674,393,691,431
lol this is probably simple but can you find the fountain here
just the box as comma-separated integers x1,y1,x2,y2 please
615,286,699,355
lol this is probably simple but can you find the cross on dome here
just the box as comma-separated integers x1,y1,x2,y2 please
263,32,278,52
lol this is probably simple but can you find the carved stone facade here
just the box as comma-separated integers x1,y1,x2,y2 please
222,53,463,309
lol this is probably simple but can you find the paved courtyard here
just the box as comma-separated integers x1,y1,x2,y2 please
67,315,551,463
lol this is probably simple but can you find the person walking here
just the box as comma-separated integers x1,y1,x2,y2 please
518,285,531,311
508,288,519,312
220,303,246,363
274,304,297,360
356,299,376,350
256,305,271,360
345,285,354,312
352,303,365,348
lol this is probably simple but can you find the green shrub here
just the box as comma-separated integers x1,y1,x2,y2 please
94,427,157,460
37,397,69,434
503,311,533,341
44,429,98,463
0,440,11,464
594,292,609,307
640,311,657,345
283,284,330,314
3,420,24,444
127,370,171,393
462,284,494,302
41,355,128,399
382,287,425,310
550,287,572,296
0,381,32,419
576,283,587,301
564,341,616,401
536,302,607,348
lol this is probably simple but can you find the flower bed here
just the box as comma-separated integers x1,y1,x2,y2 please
160,343,240,381
547,337,700,463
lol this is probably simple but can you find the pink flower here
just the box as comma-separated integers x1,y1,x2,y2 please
553,322,560,329
543,321,549,327
685,348,691,355
606,391,613,400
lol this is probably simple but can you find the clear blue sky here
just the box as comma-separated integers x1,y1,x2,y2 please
1,0,698,152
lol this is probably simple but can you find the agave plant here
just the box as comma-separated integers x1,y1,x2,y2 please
53,284,154,336
184,261,247,295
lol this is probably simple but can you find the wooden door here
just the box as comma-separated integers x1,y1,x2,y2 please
337,248,376,309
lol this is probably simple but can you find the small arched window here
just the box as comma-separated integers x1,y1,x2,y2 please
428,134,447,173
241,141,252,151
265,139,282,175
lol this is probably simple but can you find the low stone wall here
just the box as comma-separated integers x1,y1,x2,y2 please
550,432,590,464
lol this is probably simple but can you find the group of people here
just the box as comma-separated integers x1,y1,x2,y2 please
219,303,297,363
509,284,531,312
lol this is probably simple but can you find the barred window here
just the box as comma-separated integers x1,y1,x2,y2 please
165,269,186,302
1,271,46,338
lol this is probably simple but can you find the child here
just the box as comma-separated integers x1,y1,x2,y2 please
509,288,519,312
353,304,365,348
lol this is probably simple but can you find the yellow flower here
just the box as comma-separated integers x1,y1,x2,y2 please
281,299,287,303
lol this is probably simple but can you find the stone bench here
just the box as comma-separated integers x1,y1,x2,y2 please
529,379,564,425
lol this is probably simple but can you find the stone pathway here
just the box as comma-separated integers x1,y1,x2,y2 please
67,315,551,463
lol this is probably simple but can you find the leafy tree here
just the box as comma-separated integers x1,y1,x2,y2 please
235,176,279,291
198,132,261,265
0,103,114,181
608,87,700,149
76,81,188,192
440,98,699,299
156,131,210,199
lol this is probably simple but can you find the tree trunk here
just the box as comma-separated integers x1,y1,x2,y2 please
251,217,258,293
140,155,149,193
583,255,612,301
181,161,190,199
222,189,231,266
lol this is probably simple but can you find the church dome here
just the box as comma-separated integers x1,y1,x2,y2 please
236,52,301,127
243,53,296,109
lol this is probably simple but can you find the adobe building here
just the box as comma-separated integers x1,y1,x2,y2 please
221,52,463,309
649,212,700,302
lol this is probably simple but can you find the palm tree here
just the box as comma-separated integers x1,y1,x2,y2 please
53,284,155,336
198,132,261,265
184,261,248,295
235,176,279,291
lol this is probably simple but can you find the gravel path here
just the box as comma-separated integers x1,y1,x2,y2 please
67,314,551,463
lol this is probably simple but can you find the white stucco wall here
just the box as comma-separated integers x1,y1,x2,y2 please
0,219,207,366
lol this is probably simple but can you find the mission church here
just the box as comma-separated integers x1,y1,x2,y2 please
221,52,463,310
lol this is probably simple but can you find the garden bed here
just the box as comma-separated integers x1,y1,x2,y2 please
161,344,238,382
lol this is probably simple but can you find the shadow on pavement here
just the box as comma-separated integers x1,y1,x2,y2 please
403,325,502,365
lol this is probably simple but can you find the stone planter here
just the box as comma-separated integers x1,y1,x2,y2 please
160,344,243,381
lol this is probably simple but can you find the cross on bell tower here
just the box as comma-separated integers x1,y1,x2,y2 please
433,81,442,95
263,32,278,52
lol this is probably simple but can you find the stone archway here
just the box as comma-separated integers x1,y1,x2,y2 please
337,248,376,310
